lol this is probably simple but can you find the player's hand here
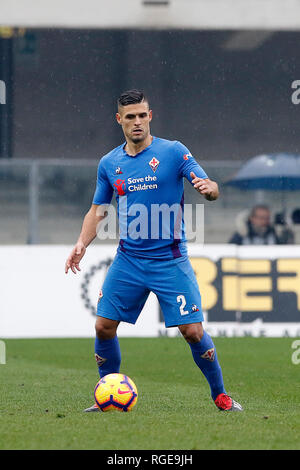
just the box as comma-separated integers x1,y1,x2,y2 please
190,172,218,200
65,241,86,274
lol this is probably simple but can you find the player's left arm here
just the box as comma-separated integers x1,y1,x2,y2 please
174,141,219,201
190,171,219,201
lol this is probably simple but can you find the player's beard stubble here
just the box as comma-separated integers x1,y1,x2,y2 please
127,126,150,145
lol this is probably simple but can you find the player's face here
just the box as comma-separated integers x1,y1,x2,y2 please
116,102,152,144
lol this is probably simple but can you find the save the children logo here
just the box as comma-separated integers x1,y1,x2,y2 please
114,175,159,195
113,179,126,196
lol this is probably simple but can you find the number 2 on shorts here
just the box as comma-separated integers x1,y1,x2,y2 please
177,294,189,316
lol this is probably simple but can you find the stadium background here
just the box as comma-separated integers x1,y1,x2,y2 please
1,0,300,337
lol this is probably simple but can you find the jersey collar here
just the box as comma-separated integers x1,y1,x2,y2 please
123,136,156,157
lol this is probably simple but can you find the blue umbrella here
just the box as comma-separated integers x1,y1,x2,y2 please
226,153,300,191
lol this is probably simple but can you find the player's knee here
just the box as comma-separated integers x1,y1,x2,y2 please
95,318,118,340
95,323,115,340
179,323,204,344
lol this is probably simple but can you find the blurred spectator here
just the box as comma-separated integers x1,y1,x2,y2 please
228,205,294,245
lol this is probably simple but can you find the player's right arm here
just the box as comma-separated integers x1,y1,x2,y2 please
65,204,107,274
65,157,113,274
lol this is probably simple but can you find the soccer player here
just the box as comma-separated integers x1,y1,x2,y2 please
65,90,243,412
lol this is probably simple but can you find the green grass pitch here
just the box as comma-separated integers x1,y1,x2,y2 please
0,337,299,450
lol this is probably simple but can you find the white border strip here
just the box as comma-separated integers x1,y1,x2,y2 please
0,0,300,30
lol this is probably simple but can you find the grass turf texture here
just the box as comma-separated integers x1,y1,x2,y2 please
0,337,299,450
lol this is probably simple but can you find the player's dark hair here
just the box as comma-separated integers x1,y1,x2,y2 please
117,89,149,108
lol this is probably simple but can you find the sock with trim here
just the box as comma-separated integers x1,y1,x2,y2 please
188,331,226,400
94,335,121,378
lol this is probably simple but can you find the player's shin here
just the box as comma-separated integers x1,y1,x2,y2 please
94,336,121,378
188,331,226,400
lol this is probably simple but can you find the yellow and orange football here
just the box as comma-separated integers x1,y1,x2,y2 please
94,373,138,412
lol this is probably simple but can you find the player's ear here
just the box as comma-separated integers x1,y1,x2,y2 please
148,110,153,122
116,113,122,125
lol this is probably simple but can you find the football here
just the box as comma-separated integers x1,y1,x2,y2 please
94,373,138,412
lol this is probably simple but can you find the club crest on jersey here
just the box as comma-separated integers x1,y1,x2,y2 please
201,348,215,362
149,157,160,172
115,166,123,174
191,304,199,312
113,178,126,196
98,289,103,303
95,354,107,367
183,153,192,160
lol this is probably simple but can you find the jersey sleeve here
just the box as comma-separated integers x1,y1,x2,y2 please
92,158,113,205
174,141,208,183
